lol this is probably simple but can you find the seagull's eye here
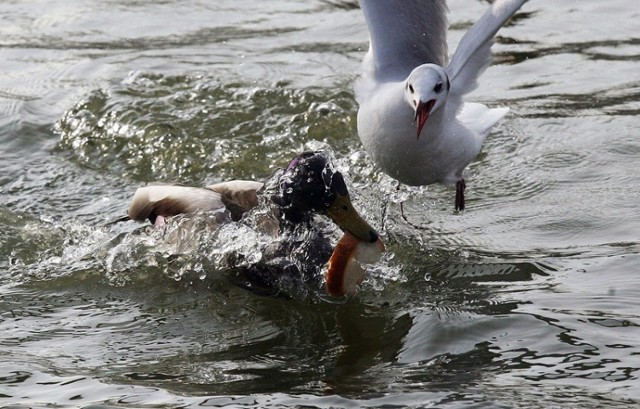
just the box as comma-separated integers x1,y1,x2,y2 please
434,81,443,93
408,83,414,93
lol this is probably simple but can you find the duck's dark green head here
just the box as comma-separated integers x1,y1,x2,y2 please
272,151,379,243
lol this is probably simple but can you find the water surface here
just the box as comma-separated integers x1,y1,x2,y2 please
1,0,639,407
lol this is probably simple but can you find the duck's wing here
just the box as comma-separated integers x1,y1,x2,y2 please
446,0,527,98
128,185,226,224
127,181,263,225
359,0,449,82
207,180,263,221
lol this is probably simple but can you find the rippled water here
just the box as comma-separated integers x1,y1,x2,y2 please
2,0,639,407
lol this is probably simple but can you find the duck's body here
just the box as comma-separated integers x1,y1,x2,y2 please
356,0,526,210
117,152,383,297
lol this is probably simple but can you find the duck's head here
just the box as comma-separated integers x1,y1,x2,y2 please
405,63,450,139
272,151,379,243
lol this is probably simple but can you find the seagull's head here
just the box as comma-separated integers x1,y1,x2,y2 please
405,64,450,139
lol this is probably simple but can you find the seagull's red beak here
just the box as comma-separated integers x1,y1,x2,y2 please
414,99,436,139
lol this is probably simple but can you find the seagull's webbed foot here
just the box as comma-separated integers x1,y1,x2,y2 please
455,179,466,212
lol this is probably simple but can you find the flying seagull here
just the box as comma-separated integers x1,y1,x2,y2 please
356,0,527,211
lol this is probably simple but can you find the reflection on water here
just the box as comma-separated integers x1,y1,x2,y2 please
1,0,640,407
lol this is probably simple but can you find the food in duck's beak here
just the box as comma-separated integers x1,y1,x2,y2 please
325,231,385,297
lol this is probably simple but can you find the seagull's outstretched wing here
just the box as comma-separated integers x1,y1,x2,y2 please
446,0,527,97
359,0,448,82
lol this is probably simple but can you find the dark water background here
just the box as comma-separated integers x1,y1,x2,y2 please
1,0,639,407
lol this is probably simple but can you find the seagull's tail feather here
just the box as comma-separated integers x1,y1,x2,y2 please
458,103,509,143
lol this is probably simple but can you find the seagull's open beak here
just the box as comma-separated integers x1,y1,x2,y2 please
414,99,436,139
326,192,379,243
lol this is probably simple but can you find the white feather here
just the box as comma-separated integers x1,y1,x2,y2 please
355,0,526,205
447,0,528,97
359,0,449,82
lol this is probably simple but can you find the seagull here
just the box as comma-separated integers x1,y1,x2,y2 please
356,0,527,211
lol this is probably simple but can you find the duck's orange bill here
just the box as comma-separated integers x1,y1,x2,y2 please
325,231,385,297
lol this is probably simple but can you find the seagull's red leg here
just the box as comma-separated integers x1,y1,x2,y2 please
455,179,466,211
396,181,430,230
396,181,406,218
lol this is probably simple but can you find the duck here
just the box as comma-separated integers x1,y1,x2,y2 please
113,151,384,297
355,0,527,211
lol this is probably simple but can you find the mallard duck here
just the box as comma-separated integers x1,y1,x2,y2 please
115,151,384,297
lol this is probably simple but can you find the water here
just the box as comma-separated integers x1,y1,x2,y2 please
1,0,639,407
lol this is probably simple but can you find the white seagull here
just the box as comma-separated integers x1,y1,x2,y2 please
356,0,527,211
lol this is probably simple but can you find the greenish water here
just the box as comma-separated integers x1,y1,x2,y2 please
1,0,639,407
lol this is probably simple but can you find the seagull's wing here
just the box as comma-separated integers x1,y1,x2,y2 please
359,0,449,82
446,0,526,97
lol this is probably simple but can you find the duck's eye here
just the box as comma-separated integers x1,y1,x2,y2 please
434,81,443,93
408,83,414,93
